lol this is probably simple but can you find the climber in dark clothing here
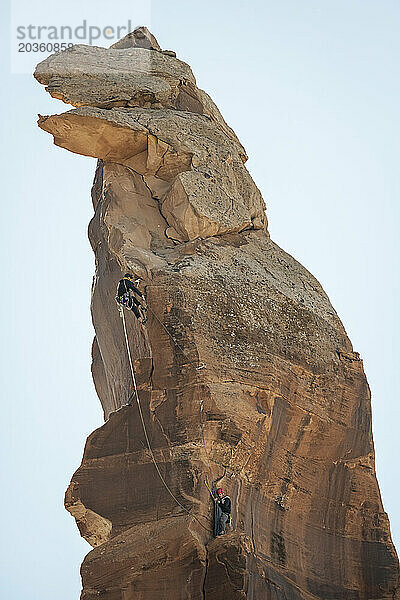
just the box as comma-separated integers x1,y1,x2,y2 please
116,273,147,323
216,488,231,535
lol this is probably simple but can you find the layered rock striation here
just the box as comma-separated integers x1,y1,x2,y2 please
35,27,399,600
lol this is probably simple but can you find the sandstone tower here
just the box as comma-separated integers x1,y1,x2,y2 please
35,27,399,599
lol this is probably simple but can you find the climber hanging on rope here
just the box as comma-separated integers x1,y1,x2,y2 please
115,273,147,324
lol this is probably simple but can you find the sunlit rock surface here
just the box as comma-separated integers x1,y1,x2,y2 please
35,27,399,600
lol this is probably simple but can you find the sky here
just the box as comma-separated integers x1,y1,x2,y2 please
1,1,399,598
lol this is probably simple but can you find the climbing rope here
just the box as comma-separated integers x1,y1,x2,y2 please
146,303,214,479
146,304,201,365
119,305,210,532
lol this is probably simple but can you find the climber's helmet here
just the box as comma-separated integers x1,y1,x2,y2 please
217,488,224,497
124,273,133,280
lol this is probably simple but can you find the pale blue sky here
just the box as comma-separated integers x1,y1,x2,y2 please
1,1,399,598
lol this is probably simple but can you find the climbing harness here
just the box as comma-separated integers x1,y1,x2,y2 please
115,275,147,321
119,304,210,532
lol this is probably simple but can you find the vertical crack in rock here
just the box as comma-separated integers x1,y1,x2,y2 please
35,25,399,600
250,501,256,556
202,545,209,600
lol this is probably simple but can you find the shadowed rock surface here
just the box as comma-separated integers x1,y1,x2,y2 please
35,27,399,600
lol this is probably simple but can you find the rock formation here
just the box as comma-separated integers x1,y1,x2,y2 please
35,27,399,599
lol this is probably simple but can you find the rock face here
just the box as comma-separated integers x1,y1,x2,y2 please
35,28,399,600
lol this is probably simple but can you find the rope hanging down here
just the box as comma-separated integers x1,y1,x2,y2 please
146,304,204,369
119,306,209,532
146,304,213,477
